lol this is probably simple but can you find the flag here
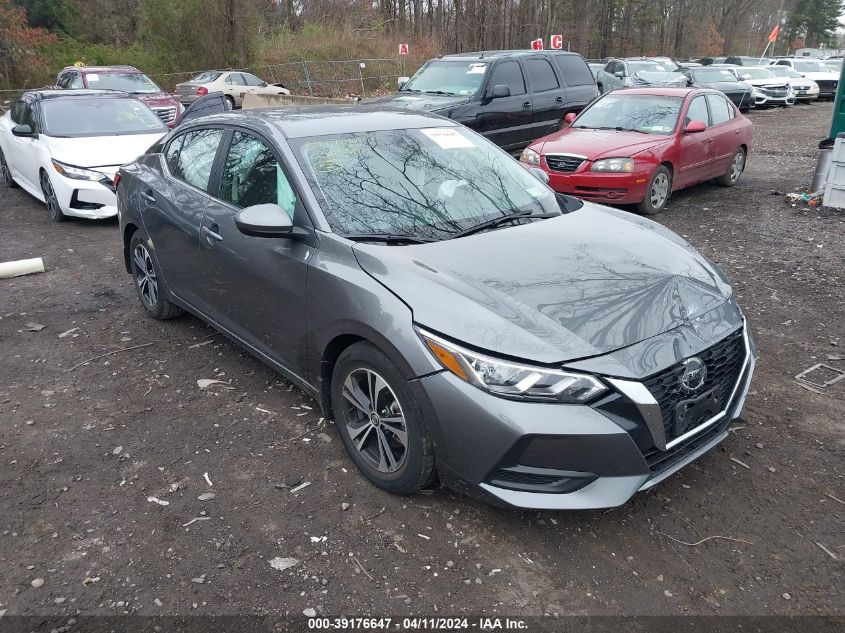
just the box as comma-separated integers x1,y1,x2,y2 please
767,24,780,43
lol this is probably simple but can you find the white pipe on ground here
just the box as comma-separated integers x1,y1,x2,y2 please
0,257,45,279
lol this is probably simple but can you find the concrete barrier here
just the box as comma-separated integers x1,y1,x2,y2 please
242,93,350,109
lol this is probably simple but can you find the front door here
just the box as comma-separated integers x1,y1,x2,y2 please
676,94,718,187
198,129,310,374
478,60,534,150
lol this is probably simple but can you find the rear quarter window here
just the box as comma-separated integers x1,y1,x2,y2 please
553,55,595,86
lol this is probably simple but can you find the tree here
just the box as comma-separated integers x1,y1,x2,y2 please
787,0,845,48
0,0,57,88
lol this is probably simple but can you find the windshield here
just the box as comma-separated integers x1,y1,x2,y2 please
292,127,558,240
826,60,842,71
573,94,682,135
739,68,776,80
628,61,669,73
793,60,831,73
84,71,161,94
41,98,167,137
693,68,738,82
191,71,222,83
767,66,801,78
401,61,487,96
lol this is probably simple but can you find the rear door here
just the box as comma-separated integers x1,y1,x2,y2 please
552,53,599,113
705,93,740,175
198,129,311,373
477,59,533,150
142,127,225,306
225,73,248,105
523,56,567,138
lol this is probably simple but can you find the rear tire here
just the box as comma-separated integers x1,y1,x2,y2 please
331,342,436,495
0,147,18,188
129,231,184,320
637,165,672,215
225,95,235,110
40,170,65,222
717,148,746,187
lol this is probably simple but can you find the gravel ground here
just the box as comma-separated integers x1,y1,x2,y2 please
0,101,843,621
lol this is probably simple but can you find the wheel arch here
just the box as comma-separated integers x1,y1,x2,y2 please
122,222,140,273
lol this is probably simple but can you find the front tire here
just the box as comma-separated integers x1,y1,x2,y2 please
331,342,436,495
0,147,18,188
637,165,672,215
129,232,184,320
717,148,746,187
40,170,65,222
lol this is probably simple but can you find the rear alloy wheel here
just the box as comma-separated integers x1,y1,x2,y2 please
331,342,436,495
129,232,184,320
40,170,65,222
637,165,671,215
718,148,745,187
225,95,236,110
0,147,18,188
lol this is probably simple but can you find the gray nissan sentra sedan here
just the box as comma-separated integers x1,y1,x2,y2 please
116,105,756,510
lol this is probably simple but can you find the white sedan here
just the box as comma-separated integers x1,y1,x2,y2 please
175,70,291,108
0,90,168,221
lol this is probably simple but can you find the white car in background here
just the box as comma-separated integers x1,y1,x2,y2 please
0,90,168,221
729,66,795,107
766,65,819,102
175,70,291,109
770,58,839,99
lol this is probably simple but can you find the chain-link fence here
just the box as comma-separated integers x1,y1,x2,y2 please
150,58,406,97
0,57,408,108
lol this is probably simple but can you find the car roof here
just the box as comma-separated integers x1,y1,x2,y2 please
438,50,582,61
22,89,131,101
180,105,461,139
60,65,141,73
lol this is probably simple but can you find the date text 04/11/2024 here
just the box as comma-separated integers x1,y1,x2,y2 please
306,617,529,630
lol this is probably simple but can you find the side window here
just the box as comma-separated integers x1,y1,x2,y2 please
219,131,297,218
553,55,595,86
20,102,37,132
68,73,84,89
707,94,732,125
488,61,526,96
172,128,224,191
226,73,246,86
524,58,560,92
243,73,264,87
56,73,69,88
776,60,788,66
9,100,23,124
686,96,710,125
165,134,185,174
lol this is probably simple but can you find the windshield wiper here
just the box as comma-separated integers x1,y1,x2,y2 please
399,88,421,93
424,90,457,96
344,233,435,245
450,210,558,239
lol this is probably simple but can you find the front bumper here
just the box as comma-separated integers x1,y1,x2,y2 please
793,86,819,101
754,91,795,107
543,162,651,205
51,169,118,220
417,326,756,510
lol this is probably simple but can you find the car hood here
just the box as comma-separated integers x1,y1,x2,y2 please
366,92,472,112
696,80,750,92
798,71,838,81
535,128,670,160
742,78,789,88
43,133,167,175
131,93,180,108
352,203,732,365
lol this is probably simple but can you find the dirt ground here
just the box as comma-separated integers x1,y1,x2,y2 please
0,101,843,623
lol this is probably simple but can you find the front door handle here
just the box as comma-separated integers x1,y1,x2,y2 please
555,96,564,103
202,224,223,243
140,190,155,202
522,101,531,109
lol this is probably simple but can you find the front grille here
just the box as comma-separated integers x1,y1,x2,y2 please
643,416,731,476
641,328,746,443
545,154,585,173
816,80,837,92
153,106,177,124
760,85,789,98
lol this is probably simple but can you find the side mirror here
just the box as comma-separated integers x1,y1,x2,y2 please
614,71,625,78
12,124,36,138
235,203,293,238
684,120,707,133
490,84,511,99
564,112,577,124
398,76,410,90
525,166,549,184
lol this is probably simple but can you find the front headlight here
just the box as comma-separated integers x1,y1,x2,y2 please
520,148,541,166
52,159,103,181
418,329,607,403
591,157,634,173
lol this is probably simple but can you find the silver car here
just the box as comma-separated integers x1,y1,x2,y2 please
115,106,756,510
175,70,290,108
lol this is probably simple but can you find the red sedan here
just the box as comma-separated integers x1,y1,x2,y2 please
520,87,753,214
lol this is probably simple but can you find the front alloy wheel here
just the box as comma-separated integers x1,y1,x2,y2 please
638,165,671,215
341,368,408,473
133,243,159,309
40,171,65,222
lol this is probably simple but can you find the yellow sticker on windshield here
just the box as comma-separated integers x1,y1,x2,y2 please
421,128,475,149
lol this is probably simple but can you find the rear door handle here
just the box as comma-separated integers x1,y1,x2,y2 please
555,96,564,103
202,224,223,243
522,101,531,109
140,190,155,202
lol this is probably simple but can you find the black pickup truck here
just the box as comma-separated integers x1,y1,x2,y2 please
368,50,599,151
